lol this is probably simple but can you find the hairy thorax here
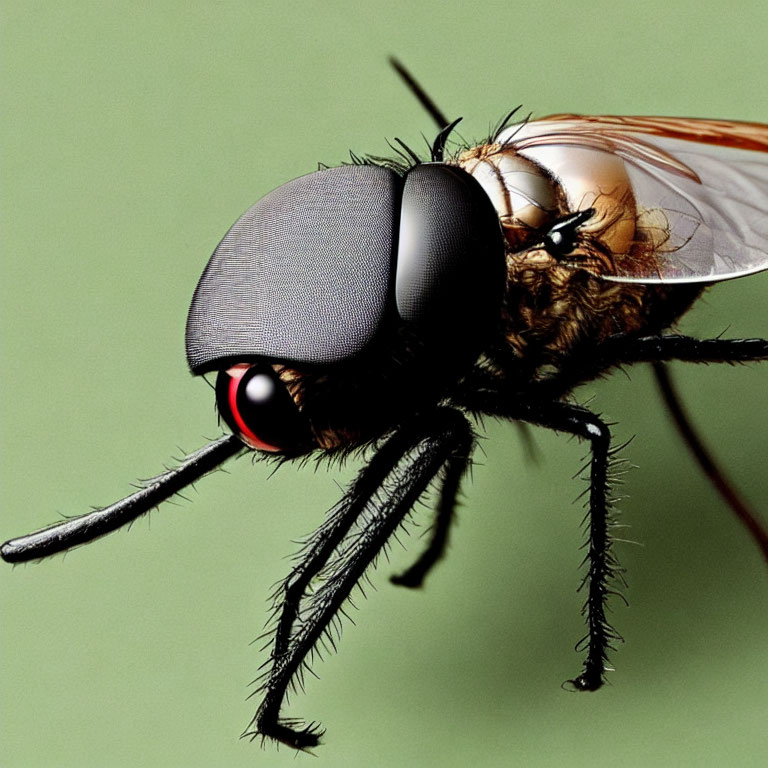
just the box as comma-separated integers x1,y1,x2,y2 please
454,142,703,378
499,257,698,370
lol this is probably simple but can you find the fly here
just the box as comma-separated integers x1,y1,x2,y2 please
3,60,768,751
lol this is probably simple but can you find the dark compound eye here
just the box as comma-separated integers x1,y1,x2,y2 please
542,208,595,258
215,363,314,454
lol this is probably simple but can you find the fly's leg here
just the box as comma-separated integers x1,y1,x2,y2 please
249,407,474,750
253,425,425,749
523,401,620,691
538,334,768,563
388,410,552,594
253,422,436,749
457,391,622,691
1,435,243,562
389,437,471,588
651,361,768,563
615,334,768,365
537,334,768,400
268,419,441,671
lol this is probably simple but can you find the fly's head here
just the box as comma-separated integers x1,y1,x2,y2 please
186,161,507,457
211,326,449,456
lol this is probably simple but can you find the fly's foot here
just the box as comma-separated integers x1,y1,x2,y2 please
564,673,603,692
390,566,426,588
243,718,325,751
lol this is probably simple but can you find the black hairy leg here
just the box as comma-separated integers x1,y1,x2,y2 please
617,334,768,365
389,429,471,588
1,435,243,563
247,407,474,750
456,390,623,691
534,334,768,563
536,334,768,401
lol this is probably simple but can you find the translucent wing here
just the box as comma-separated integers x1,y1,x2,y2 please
496,115,768,283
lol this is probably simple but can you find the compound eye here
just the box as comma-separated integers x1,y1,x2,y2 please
215,363,314,454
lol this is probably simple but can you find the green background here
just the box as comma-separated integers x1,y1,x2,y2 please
1,2,766,766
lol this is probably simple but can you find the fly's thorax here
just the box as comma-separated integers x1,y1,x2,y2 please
456,143,563,249
493,268,702,376
455,142,641,273
454,143,700,372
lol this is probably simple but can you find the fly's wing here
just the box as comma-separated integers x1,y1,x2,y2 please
498,115,768,283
